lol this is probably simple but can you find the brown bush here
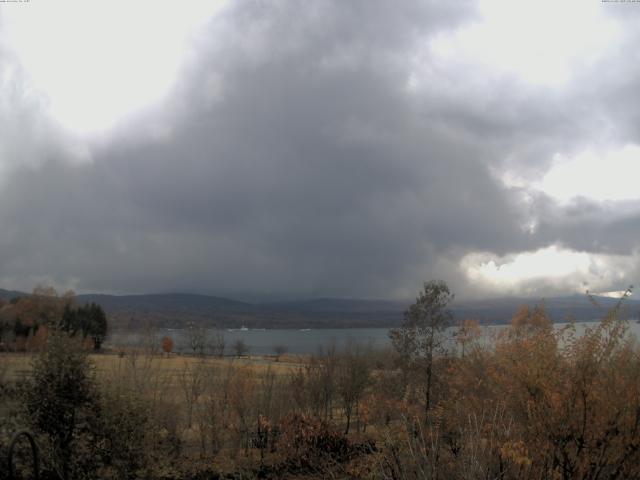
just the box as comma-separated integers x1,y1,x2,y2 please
161,335,174,355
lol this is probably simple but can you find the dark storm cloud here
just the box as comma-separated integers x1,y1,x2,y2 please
1,0,639,298
532,196,640,256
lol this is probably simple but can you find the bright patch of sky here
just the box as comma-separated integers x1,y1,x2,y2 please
594,290,633,299
500,144,640,204
428,0,617,88
462,246,631,296
537,145,640,203
0,0,226,135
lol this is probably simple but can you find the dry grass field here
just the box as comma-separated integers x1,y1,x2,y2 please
1,349,318,475
1,350,305,384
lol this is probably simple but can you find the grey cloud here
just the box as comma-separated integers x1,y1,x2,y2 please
0,1,639,299
533,196,640,255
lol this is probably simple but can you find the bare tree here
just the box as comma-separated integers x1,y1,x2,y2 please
233,338,249,357
336,341,372,435
178,361,206,428
273,344,288,361
197,363,224,456
187,322,209,356
141,321,159,356
454,318,482,358
305,344,338,420
210,327,226,357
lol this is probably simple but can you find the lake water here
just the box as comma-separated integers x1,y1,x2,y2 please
106,319,640,356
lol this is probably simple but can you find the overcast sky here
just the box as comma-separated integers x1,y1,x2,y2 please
0,0,639,300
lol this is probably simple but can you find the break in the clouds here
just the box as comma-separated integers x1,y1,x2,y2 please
0,0,639,300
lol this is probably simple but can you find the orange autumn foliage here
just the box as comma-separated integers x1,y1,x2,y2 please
161,335,174,355
399,299,640,480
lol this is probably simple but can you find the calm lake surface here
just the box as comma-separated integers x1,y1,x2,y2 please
107,319,640,356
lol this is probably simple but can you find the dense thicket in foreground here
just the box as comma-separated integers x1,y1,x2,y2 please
1,284,640,479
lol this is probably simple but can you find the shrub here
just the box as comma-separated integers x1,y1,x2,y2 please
161,335,174,355
20,329,102,479
97,390,150,479
276,414,373,473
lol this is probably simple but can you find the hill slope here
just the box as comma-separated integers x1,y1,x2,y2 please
80,292,640,329
3,289,638,328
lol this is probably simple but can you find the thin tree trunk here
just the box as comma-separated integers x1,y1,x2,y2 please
425,352,433,420
344,406,352,435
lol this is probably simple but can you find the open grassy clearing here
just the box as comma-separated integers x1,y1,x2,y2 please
0,351,305,384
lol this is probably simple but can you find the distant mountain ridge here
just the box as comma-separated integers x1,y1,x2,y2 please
76,292,251,314
1,289,637,328
453,294,640,325
0,288,28,301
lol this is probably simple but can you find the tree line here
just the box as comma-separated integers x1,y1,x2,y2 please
0,286,108,351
